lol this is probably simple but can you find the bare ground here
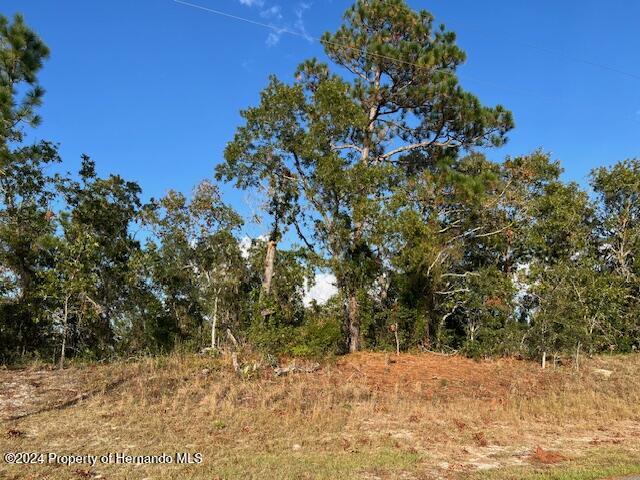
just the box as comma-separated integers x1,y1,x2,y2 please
1,352,639,479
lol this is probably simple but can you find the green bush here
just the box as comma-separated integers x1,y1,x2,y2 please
290,316,342,358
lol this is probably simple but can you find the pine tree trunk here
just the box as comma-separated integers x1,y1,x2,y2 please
347,293,360,353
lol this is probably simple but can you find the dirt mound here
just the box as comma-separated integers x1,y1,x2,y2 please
529,446,567,464
335,352,556,399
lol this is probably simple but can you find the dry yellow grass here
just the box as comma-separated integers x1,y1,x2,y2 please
1,352,640,479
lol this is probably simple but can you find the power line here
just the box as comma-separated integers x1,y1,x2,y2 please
174,0,314,42
174,1,555,99
174,0,639,84
518,41,640,82
173,0,459,74
178,1,640,104
443,17,640,82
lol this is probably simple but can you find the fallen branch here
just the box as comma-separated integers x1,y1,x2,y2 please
418,347,459,357
199,346,217,355
273,362,320,377
5,374,132,421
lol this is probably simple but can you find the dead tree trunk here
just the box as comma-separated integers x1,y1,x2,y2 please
262,237,277,296
347,293,360,353
260,227,279,322
59,295,70,370
211,294,219,350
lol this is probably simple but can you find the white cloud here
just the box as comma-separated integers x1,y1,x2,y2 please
238,0,313,47
260,5,282,19
239,0,265,7
294,2,313,42
266,31,282,47
239,235,266,259
239,236,337,306
304,272,338,306
238,236,253,259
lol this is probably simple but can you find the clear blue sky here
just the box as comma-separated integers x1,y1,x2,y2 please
6,1,640,239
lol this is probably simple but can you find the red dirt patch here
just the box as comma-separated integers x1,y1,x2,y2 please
530,446,567,464
473,431,489,447
335,352,557,399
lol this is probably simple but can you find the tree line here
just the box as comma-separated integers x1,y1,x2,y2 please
1,2,638,366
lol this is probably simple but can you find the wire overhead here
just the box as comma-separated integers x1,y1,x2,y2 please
173,0,640,83
173,0,456,74
172,0,562,102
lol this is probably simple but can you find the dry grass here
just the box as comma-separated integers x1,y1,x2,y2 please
1,352,640,479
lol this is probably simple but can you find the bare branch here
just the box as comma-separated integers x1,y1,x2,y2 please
379,138,456,161
331,143,363,153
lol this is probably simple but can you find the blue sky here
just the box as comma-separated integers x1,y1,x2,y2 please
6,0,640,240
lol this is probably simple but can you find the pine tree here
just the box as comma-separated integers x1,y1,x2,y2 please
222,0,513,351
0,14,59,360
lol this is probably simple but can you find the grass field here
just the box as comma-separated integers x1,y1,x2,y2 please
1,351,639,479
